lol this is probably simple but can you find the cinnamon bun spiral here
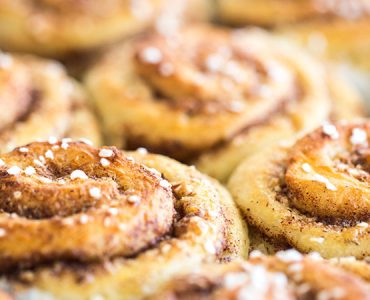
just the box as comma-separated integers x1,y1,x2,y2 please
85,24,364,182
229,121,370,259
216,0,370,70
0,141,248,299
0,52,101,151
149,250,370,300
0,0,167,57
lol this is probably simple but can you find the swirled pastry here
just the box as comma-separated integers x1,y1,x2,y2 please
229,121,370,259
0,141,248,299
217,0,370,70
0,0,168,57
0,52,101,151
149,250,370,300
85,24,365,182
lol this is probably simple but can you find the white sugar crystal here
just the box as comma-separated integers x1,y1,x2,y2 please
276,249,303,262
0,159,5,166
350,128,367,145
33,159,44,167
48,136,58,144
45,150,54,159
100,158,110,167
108,208,119,216
139,47,163,64
25,166,36,176
205,53,225,72
204,240,216,254
99,149,113,158
7,166,22,176
13,191,22,199
79,214,89,224
249,250,263,258
136,147,148,155
322,123,339,139
302,163,312,173
0,228,6,237
19,147,29,153
357,222,369,228
79,138,93,146
61,142,69,150
70,170,88,180
159,179,171,189
89,187,101,199
39,177,52,184
0,53,13,69
127,195,141,204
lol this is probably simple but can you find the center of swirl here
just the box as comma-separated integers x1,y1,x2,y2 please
0,141,178,271
0,141,174,219
285,123,370,222
134,26,297,115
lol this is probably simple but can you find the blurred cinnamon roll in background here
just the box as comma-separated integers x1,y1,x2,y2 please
216,0,370,71
0,51,101,151
229,121,370,259
0,141,248,299
149,250,370,300
85,24,365,182
0,0,168,57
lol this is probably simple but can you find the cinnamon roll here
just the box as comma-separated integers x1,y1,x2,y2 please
216,0,370,70
0,0,167,57
0,51,101,151
85,24,365,182
229,121,370,259
149,250,370,300
0,141,248,299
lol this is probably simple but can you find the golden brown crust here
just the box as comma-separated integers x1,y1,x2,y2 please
286,123,370,221
217,0,370,26
0,0,165,56
149,251,370,300
0,142,248,299
216,0,370,71
0,52,101,151
86,25,295,161
85,24,364,182
0,142,175,271
228,121,370,259
278,18,370,71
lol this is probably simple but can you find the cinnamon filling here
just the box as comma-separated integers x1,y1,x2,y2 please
127,27,304,162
